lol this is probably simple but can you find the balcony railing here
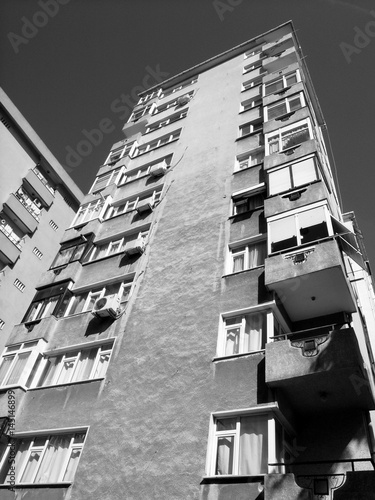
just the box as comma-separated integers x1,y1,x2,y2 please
15,189,42,221
0,223,22,249
33,167,55,194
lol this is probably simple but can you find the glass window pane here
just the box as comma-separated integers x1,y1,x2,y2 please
248,242,266,268
63,448,81,481
281,124,309,150
38,356,62,386
93,352,110,378
216,436,234,475
35,435,71,483
69,294,87,315
268,102,287,120
20,450,41,483
299,207,328,244
270,216,297,252
291,158,317,187
269,168,292,195
7,352,30,385
216,418,237,431
244,313,267,351
72,349,96,382
0,356,14,385
225,327,241,356
286,73,298,86
239,415,268,475
51,247,74,268
268,135,279,154
232,253,245,273
289,95,302,112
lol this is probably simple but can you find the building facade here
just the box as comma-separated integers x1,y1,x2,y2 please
0,21,374,499
0,88,83,346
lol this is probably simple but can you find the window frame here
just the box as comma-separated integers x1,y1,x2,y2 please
265,92,305,121
84,229,149,263
227,237,267,274
159,78,198,99
89,168,123,194
231,184,266,216
104,186,163,220
267,155,321,196
0,429,87,485
239,120,263,138
70,198,110,228
265,119,313,156
239,96,262,113
243,60,263,74
206,405,292,477
145,110,187,134
263,69,300,97
0,340,46,389
134,130,181,156
155,92,194,113
235,149,264,172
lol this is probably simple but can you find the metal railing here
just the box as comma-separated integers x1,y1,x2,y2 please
33,167,55,194
0,223,22,249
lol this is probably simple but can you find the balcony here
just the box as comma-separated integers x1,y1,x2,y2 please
122,116,149,137
265,238,356,322
23,168,54,207
266,327,375,413
0,223,22,264
2,193,39,233
262,46,298,74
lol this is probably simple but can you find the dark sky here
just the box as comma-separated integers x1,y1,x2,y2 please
1,0,375,265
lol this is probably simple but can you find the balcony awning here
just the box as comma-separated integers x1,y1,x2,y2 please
331,216,366,270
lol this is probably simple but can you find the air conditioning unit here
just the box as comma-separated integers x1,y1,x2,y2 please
92,295,121,319
124,238,145,256
136,200,152,213
176,95,191,106
149,161,167,177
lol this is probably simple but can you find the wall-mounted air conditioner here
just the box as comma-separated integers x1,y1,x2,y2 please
92,295,121,319
124,238,145,256
149,161,167,177
136,200,152,213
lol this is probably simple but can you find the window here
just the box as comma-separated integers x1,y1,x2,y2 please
240,96,262,112
266,120,312,155
229,240,267,273
64,280,132,317
105,142,135,165
265,93,305,121
50,237,90,269
235,150,264,171
268,157,320,196
0,216,22,249
89,168,122,193
264,70,299,96
137,89,161,104
104,187,163,219
0,341,43,388
134,130,181,156
145,110,187,133
0,431,86,484
0,320,4,330
118,157,171,184
160,78,198,98
34,341,114,387
70,199,107,227
22,282,73,323
32,247,43,260
84,230,148,263
49,220,58,231
13,279,25,292
268,204,330,253
155,92,193,113
208,407,288,476
239,121,262,137
242,76,263,91
232,188,265,215
15,187,42,220
244,47,262,58
129,103,154,122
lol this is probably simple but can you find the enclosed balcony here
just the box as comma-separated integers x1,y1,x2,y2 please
262,46,299,74
23,168,54,207
265,327,375,413
0,221,22,265
265,204,363,322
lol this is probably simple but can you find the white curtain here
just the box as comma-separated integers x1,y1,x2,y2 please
245,314,264,352
216,436,234,475
34,435,71,483
63,448,81,481
239,415,268,475
7,352,30,385
248,242,266,269
225,327,241,356
73,349,96,382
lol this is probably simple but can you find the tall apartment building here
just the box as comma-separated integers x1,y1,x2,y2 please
0,21,374,500
0,88,83,346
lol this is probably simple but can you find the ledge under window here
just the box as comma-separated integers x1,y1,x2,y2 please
29,377,105,392
213,350,265,362
0,482,72,489
201,475,265,484
233,161,263,174
222,265,265,278
236,130,263,142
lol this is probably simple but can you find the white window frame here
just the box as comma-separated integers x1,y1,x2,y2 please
85,229,149,263
235,149,264,172
243,60,263,74
89,168,124,194
137,89,162,105
32,339,115,388
241,76,263,92
70,198,110,228
263,69,300,97
145,110,188,133
239,120,262,138
129,103,155,122
206,405,292,477
244,47,262,59
104,186,163,219
160,78,198,98
155,92,194,113
134,130,181,156
267,155,320,196
0,430,87,484
265,119,313,156
227,236,267,274
0,340,46,389
267,201,333,255
216,302,288,359
104,142,136,165
265,92,305,121
64,280,133,317
240,96,262,113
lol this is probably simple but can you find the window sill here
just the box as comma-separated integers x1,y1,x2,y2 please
201,475,265,484
213,350,265,362
29,377,105,391
82,251,126,266
222,265,265,278
0,482,72,489
134,137,180,157
239,105,262,115
229,206,264,219
0,384,27,393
